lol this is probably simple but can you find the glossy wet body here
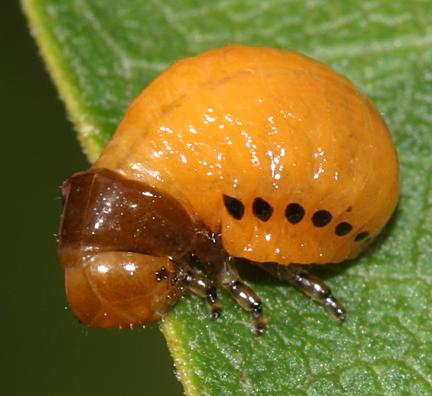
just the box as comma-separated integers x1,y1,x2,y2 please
58,45,399,333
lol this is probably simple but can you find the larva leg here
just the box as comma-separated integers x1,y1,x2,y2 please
175,260,221,320
192,232,267,334
261,263,346,322
214,256,267,335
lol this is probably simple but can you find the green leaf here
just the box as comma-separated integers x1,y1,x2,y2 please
22,0,432,394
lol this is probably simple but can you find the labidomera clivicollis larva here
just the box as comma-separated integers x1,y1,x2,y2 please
58,45,399,335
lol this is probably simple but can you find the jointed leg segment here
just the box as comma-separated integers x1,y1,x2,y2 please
175,259,221,320
260,263,346,321
215,256,267,335
175,232,345,335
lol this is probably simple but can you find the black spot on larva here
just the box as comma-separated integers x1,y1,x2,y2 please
223,194,245,220
335,222,353,236
285,203,305,224
155,267,168,282
355,231,370,241
312,210,332,227
252,197,273,222
346,206,352,212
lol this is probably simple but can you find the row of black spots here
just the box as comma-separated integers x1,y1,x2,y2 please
223,194,274,222
223,195,369,241
287,204,369,241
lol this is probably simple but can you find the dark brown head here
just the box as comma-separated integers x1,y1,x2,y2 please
59,168,195,259
58,168,195,328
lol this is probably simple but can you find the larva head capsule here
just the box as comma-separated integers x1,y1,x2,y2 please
58,168,194,328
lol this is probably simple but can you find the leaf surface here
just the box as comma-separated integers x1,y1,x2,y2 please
22,0,432,394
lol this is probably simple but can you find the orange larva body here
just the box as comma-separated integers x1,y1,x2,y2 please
96,45,399,264
59,45,399,331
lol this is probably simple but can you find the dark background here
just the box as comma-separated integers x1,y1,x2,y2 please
1,2,182,395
